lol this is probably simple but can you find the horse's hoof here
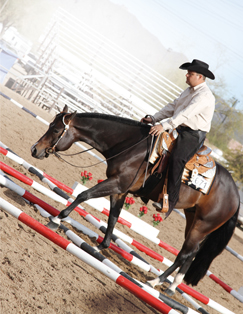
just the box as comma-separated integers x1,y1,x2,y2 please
93,246,101,253
46,217,60,231
146,278,160,288
145,281,153,288
165,288,175,296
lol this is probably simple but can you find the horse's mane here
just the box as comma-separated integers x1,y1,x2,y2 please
77,112,150,129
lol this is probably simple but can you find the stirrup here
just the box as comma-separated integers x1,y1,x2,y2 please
152,202,162,211
162,193,169,213
152,194,169,213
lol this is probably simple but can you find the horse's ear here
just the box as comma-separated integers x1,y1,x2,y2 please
65,111,77,124
62,105,68,113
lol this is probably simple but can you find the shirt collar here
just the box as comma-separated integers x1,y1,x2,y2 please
191,81,206,91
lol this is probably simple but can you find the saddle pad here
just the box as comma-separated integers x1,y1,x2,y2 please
183,145,216,194
182,167,216,194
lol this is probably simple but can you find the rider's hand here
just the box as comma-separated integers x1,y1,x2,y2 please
149,124,164,136
140,117,153,124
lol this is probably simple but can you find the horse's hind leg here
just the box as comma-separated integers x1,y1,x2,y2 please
147,239,199,293
165,251,197,295
147,261,181,288
147,207,196,290
159,208,197,294
163,221,208,294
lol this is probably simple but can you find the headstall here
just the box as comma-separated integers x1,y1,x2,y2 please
46,115,70,154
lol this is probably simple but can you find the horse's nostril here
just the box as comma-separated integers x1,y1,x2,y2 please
31,147,37,157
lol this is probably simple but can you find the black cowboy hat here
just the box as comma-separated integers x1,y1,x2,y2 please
179,59,215,80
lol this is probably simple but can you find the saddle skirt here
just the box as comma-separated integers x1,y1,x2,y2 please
149,130,216,194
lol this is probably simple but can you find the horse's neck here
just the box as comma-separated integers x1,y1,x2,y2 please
74,115,147,157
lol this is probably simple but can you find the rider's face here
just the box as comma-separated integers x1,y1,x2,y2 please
186,71,201,87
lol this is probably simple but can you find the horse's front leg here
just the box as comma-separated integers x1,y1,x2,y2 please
47,177,122,230
96,193,126,251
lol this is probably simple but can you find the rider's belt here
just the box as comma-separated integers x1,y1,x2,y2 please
176,126,206,142
176,125,192,132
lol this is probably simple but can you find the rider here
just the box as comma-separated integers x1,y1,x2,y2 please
141,59,215,217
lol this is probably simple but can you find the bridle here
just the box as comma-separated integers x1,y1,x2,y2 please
46,114,72,155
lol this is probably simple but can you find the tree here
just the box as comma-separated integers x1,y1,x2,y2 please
207,96,243,151
223,149,243,187
0,0,18,39
0,0,55,48
208,95,243,186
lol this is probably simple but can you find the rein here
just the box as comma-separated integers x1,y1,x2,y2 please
57,147,95,157
47,113,155,170
52,134,151,168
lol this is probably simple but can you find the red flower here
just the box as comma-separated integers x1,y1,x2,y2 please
138,206,148,217
141,206,148,214
153,213,163,226
130,198,135,204
97,179,104,184
81,170,92,185
124,197,135,210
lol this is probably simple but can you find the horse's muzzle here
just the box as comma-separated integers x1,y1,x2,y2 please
31,144,49,159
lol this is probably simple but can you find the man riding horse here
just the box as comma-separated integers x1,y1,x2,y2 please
31,59,240,294
141,59,215,217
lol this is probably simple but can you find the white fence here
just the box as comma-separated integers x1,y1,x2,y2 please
8,7,183,119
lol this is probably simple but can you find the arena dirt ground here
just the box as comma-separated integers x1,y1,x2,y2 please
1,84,243,314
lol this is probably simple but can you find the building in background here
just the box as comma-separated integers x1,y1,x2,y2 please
0,41,18,83
1,26,32,58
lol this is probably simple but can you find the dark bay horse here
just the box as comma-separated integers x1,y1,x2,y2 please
31,105,240,295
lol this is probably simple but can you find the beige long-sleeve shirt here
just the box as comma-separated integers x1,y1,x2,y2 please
153,82,215,132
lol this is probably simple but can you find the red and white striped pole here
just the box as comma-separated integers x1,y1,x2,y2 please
0,173,155,273
0,173,237,313
2,161,242,306
0,146,142,230
0,162,173,266
0,197,179,314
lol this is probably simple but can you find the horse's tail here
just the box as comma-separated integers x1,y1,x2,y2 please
184,204,240,286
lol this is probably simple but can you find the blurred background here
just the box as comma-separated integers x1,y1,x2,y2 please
0,0,242,218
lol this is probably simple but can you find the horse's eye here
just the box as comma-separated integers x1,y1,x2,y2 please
53,129,59,134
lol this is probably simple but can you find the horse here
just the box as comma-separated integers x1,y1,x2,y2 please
31,105,240,295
